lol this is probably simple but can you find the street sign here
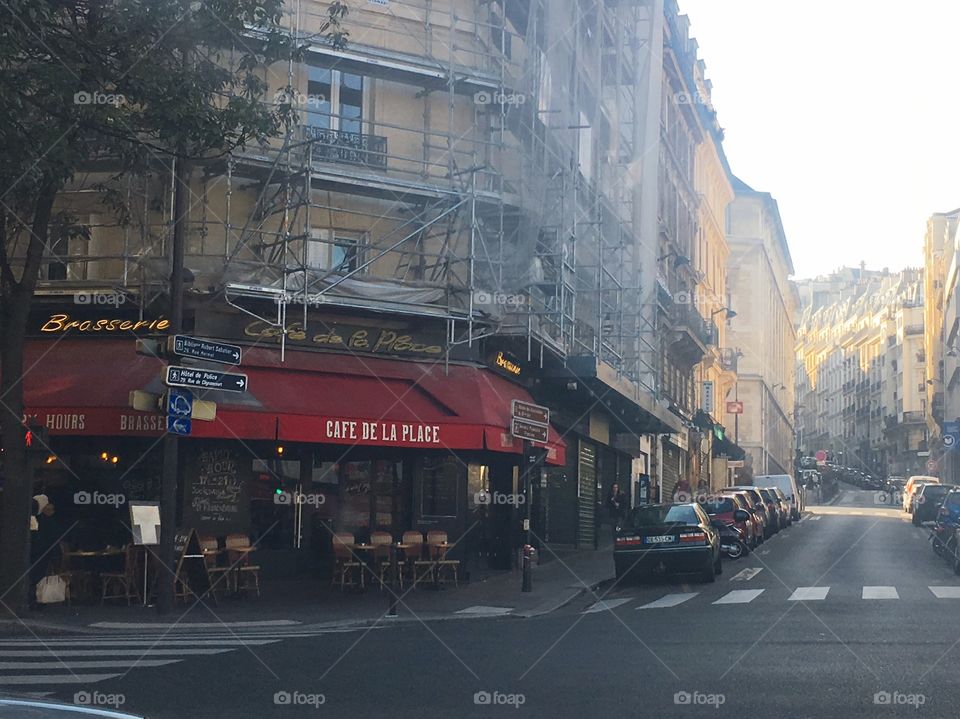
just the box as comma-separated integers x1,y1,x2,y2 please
166,388,193,418
169,335,242,365
726,400,744,415
165,366,248,393
727,460,745,468
167,415,191,436
944,421,960,450
511,399,549,426
701,381,714,414
927,459,938,472
511,417,549,443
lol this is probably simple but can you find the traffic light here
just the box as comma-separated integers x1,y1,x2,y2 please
24,423,49,454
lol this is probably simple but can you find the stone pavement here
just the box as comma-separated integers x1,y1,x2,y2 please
3,546,614,636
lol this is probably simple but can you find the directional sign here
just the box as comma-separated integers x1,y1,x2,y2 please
167,415,191,436
726,400,744,415
511,399,549,426
170,335,242,365
511,417,549,443
167,388,193,418
165,366,248,393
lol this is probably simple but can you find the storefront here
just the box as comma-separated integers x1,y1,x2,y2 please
17,302,566,578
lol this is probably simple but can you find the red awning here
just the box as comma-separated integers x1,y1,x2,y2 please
20,339,565,465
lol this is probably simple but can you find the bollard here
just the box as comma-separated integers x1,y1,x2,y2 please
521,544,533,593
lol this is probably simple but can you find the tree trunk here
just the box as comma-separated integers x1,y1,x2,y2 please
0,179,57,614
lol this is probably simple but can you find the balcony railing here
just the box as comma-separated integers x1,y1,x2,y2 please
302,126,388,168
719,348,739,373
904,323,924,336
670,303,713,347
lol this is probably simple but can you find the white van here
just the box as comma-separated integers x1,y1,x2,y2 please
752,474,804,520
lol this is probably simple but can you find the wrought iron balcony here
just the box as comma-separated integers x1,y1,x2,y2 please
668,303,711,366
719,348,739,373
302,126,388,168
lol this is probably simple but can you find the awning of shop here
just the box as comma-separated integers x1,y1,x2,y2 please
18,339,566,465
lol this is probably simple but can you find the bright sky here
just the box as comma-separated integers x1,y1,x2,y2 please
680,0,960,280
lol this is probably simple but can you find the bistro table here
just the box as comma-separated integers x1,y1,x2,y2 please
347,544,379,589
61,547,126,602
223,545,257,596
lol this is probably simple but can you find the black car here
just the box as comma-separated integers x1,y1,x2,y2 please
913,483,952,525
614,503,722,583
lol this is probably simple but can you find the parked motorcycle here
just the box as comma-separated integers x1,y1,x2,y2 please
712,520,747,560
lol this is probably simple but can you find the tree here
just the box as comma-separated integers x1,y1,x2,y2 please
0,0,349,613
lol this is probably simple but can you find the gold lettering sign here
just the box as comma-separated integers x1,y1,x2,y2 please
40,313,170,334
244,320,443,356
495,350,522,376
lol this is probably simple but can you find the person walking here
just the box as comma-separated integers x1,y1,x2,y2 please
29,495,61,609
606,483,627,541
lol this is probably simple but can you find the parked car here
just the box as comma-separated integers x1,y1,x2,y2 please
702,495,754,553
903,476,940,513
757,488,787,532
753,474,805,520
913,483,952,525
614,503,722,583
936,489,960,526
731,486,776,536
720,491,764,548
770,487,793,527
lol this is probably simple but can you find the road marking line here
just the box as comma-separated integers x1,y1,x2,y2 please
930,586,960,599
862,586,899,599
89,620,300,629
730,567,763,581
759,550,770,555
810,515,822,521
713,589,765,605
0,659,180,670
455,606,514,616
0,673,121,686
582,598,632,614
636,593,699,609
789,587,830,601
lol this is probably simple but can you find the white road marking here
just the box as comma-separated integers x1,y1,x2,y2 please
930,586,960,599
862,586,899,600
455,606,514,616
89,620,300,629
0,673,120,686
0,639,279,648
809,515,823,521
759,550,770,555
713,589,765,605
729,567,763,581
582,598,633,614
637,593,699,609
789,586,830,601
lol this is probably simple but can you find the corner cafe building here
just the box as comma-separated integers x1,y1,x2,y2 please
18,299,565,575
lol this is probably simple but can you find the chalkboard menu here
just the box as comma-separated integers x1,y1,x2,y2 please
182,444,251,533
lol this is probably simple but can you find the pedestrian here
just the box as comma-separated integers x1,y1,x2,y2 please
606,483,627,540
29,494,61,609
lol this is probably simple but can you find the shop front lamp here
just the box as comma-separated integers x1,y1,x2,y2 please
100,451,109,461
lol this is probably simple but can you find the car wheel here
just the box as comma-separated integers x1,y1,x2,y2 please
702,559,716,583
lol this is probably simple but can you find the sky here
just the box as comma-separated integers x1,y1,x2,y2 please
680,0,960,280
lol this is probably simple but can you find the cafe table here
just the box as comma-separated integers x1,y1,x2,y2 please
61,547,126,601
347,544,379,588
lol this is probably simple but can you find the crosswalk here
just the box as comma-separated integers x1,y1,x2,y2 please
0,623,373,687
584,585,960,613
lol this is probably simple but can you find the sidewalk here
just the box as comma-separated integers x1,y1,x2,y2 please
2,547,614,636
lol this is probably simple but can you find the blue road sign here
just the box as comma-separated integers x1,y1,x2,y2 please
167,388,193,418
944,421,960,450
167,415,191,436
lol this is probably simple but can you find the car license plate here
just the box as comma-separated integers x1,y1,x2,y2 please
644,535,674,544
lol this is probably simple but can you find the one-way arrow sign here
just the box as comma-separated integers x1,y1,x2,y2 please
170,335,242,365
165,366,248,393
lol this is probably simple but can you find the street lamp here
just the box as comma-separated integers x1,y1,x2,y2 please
711,307,737,320
658,250,691,268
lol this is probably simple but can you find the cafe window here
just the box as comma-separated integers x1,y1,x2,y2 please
338,460,405,535
417,456,462,518
467,464,489,511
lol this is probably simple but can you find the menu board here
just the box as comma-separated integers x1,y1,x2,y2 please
182,444,251,533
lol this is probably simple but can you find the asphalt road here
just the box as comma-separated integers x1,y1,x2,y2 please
14,485,960,718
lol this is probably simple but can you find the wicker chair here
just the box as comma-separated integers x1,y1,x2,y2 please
100,544,140,605
332,532,363,590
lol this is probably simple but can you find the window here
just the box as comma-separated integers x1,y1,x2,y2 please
302,229,362,274
305,67,364,133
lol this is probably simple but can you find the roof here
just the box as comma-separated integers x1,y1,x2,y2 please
731,175,794,275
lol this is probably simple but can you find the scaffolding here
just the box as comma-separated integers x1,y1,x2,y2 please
41,0,661,387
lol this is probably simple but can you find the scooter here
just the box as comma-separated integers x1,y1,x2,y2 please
713,521,747,560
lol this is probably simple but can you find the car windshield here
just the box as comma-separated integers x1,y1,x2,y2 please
627,505,700,528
